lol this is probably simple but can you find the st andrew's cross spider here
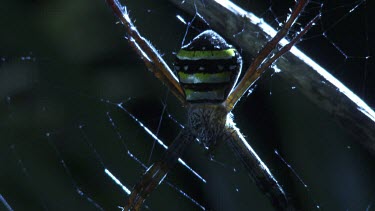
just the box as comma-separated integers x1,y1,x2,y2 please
105,0,319,210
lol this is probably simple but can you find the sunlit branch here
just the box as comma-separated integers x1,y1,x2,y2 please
169,0,375,155
105,0,186,104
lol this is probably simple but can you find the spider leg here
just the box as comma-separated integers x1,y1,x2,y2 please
106,0,186,104
225,0,310,111
226,12,320,112
124,129,194,211
224,121,296,210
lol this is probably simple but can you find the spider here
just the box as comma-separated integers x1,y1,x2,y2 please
105,0,319,210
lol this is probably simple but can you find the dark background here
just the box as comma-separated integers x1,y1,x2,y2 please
1,0,375,210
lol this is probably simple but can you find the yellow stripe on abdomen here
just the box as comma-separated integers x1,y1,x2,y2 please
176,49,236,60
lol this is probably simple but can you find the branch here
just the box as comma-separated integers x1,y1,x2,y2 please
169,0,375,156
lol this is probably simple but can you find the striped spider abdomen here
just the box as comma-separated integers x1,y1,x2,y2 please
175,30,242,103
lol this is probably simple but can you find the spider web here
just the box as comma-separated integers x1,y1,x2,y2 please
1,0,375,210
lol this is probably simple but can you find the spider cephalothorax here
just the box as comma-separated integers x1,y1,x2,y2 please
174,30,242,103
187,104,228,149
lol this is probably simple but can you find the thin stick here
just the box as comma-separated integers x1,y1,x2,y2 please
105,0,185,104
